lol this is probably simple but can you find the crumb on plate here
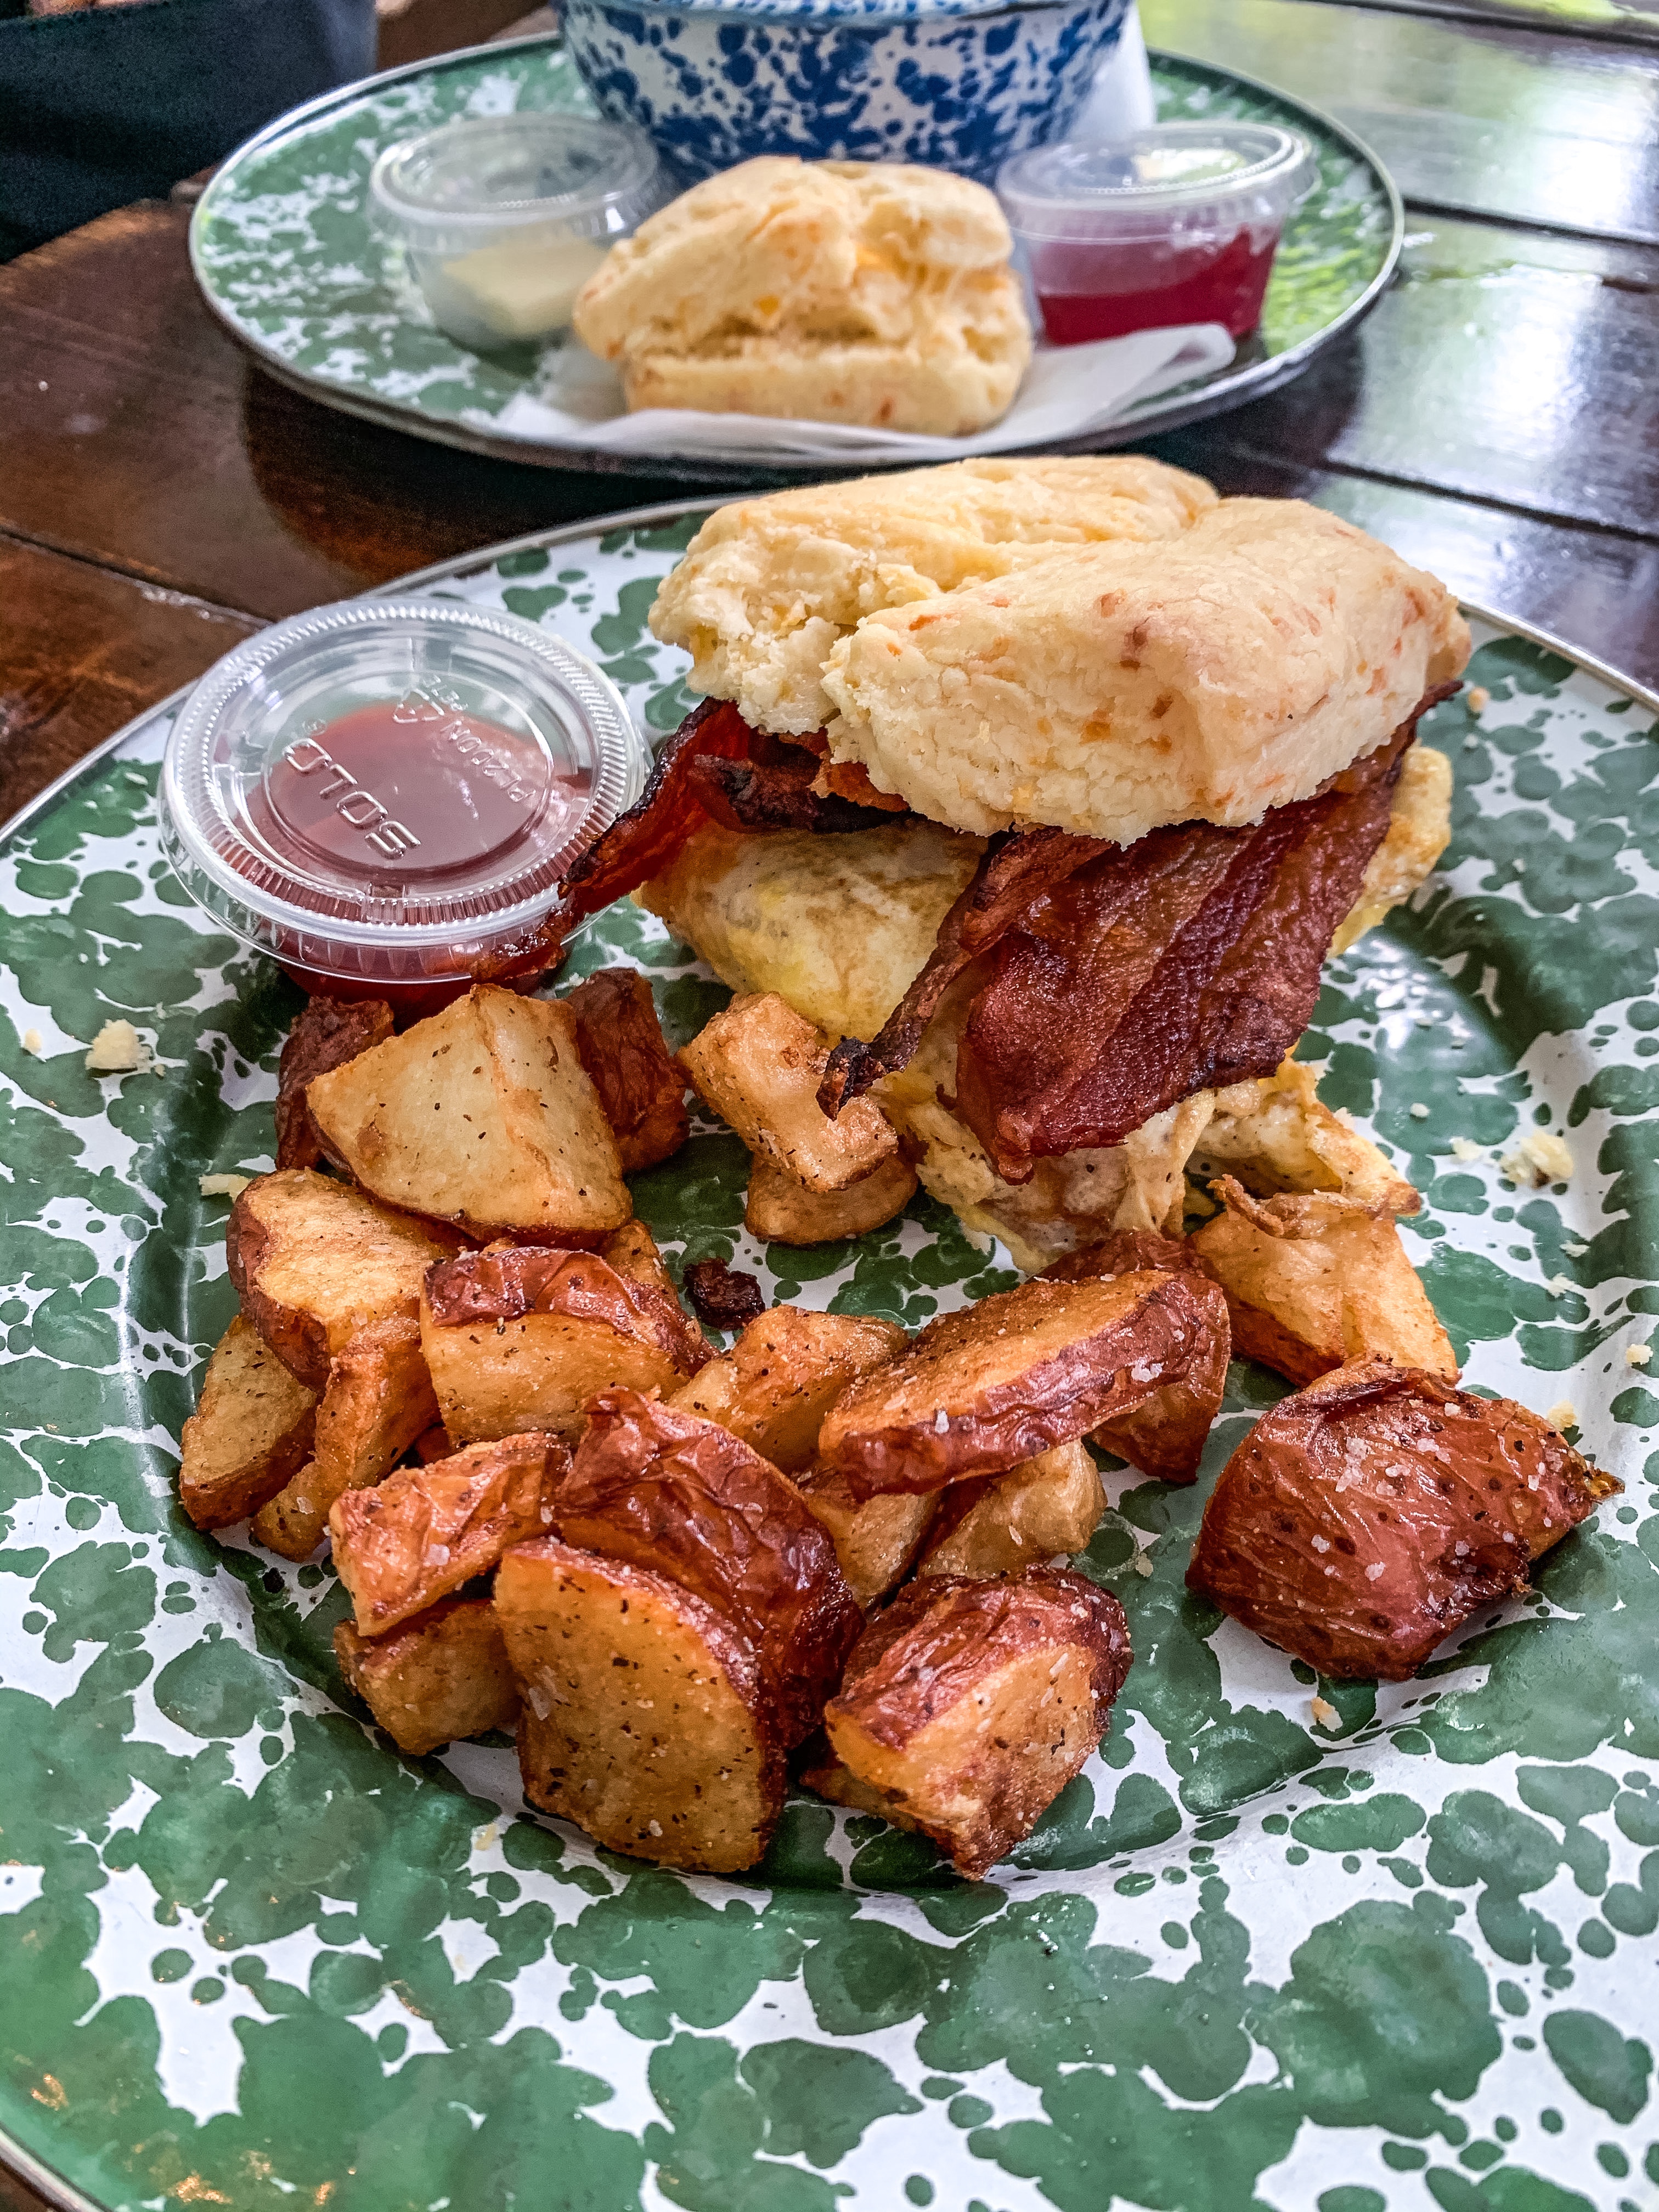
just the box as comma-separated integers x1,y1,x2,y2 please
199,1173,252,1200
84,1019,155,1075
1500,1130,1572,1187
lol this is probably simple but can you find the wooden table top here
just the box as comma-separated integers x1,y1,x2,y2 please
2,0,1656,834
0,6,1655,2208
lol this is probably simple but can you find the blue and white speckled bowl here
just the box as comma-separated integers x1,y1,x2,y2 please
562,0,1133,187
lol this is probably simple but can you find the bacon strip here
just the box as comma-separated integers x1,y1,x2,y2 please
558,697,755,929
823,684,1457,1169
688,751,910,835
817,826,1109,1114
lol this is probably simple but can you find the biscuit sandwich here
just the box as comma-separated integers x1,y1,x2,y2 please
571,157,1031,438
550,456,1470,1269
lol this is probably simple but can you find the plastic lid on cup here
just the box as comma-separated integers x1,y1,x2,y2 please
997,122,1317,242
160,598,648,994
369,114,663,259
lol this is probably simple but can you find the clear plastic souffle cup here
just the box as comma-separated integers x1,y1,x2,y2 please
160,599,649,1011
369,113,664,351
996,121,1316,347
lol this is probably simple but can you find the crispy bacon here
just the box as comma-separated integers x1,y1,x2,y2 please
823,685,1456,1175
689,751,909,834
817,826,1109,1114
955,726,1417,1178
812,759,910,814
465,698,759,983
558,697,755,929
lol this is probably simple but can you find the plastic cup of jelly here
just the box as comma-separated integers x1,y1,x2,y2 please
996,122,1316,347
369,113,664,352
160,598,649,1011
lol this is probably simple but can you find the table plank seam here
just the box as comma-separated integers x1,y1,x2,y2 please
1198,443,1659,550
0,523,272,629
1397,194,1659,254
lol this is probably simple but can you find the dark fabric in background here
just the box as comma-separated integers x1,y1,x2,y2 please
0,0,377,259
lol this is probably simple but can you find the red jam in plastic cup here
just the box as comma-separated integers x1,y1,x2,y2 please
997,123,1316,348
161,599,647,1009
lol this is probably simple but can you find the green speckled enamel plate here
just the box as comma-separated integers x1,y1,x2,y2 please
187,36,1401,480
5,501,1659,2212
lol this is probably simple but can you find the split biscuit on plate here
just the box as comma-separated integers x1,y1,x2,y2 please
573,157,1032,439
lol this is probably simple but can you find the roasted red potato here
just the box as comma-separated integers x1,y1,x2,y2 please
599,1217,685,1305
916,1441,1104,1578
335,1596,519,1756
550,1389,862,1746
795,1465,939,1608
1192,1177,1457,1386
420,1243,709,1444
668,1306,906,1475
228,1169,460,1389
1044,1231,1231,1482
252,1315,440,1561
562,967,690,1173
808,1567,1133,1878
817,1270,1215,1497
330,1433,566,1635
178,1314,319,1529
1188,1356,1621,1680
305,985,630,1240
496,1538,787,1874
744,1153,918,1246
275,996,394,1173
680,992,899,1193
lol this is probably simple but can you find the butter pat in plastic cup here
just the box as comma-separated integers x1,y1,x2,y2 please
421,233,611,348
370,115,662,353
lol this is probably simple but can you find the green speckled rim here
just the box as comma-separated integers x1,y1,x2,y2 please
187,33,1403,481
4,500,1658,2212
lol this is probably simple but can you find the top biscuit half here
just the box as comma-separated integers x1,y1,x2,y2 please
648,459,1470,845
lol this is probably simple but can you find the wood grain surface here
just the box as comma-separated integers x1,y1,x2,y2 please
1144,0,1659,240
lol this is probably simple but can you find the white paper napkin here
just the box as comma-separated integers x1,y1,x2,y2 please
469,322,1236,466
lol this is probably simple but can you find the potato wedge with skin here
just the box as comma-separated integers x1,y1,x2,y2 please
498,1538,787,1874
306,985,630,1239
794,1464,939,1608
335,1598,519,1756
1188,1357,1620,1680
178,1314,319,1530
917,1441,1104,1579
1192,1177,1457,1386
331,1434,566,1635
599,1217,680,1304
228,1169,460,1389
817,1270,1215,1497
745,1152,918,1245
668,1306,906,1475
275,996,394,1172
252,1316,440,1561
421,1243,709,1445
563,967,690,1173
551,1389,862,1747
680,992,898,1194
1043,1232,1231,1483
810,1567,1133,1879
